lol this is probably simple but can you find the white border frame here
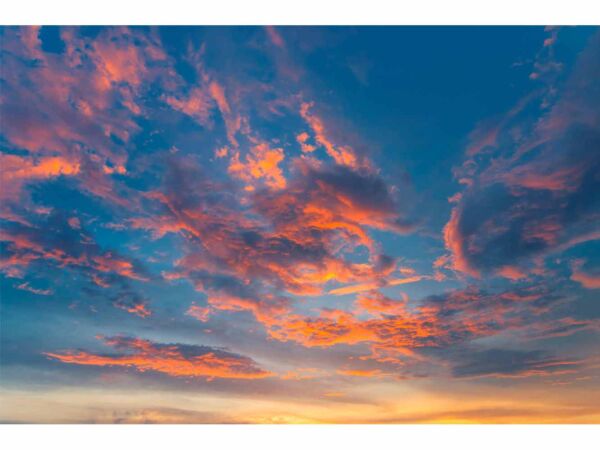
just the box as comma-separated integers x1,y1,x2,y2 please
2,424,599,450
1,0,600,25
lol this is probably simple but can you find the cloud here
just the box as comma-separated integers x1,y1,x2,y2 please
296,132,316,153
442,31,600,278
0,26,170,217
150,144,593,373
299,102,362,169
45,335,273,380
164,87,213,125
570,260,600,289
336,368,383,377
186,303,211,322
228,142,287,189
0,211,147,287
208,80,241,147
112,291,152,318
15,281,53,296
263,290,447,355
0,155,80,208
259,281,596,377
265,26,285,49
140,155,413,308
2,28,420,370
451,349,581,379
101,407,239,424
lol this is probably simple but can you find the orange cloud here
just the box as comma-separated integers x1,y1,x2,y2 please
91,254,147,282
571,261,600,289
354,292,409,316
300,102,360,169
0,221,146,285
1,154,81,203
228,142,286,189
2,156,80,179
259,284,573,371
215,146,229,158
92,36,147,88
267,309,379,348
186,303,212,322
45,336,273,380
497,266,527,281
208,81,230,115
337,368,383,377
208,80,240,146
296,132,316,153
0,26,173,218
441,208,479,277
141,156,414,317
164,87,212,125
114,301,152,318
129,216,198,240
206,293,291,328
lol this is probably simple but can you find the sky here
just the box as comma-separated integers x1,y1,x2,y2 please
0,26,599,424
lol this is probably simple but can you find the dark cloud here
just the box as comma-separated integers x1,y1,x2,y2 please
450,126,600,275
444,31,600,279
451,348,581,378
0,209,150,292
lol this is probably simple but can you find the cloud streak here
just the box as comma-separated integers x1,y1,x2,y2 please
45,336,273,380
